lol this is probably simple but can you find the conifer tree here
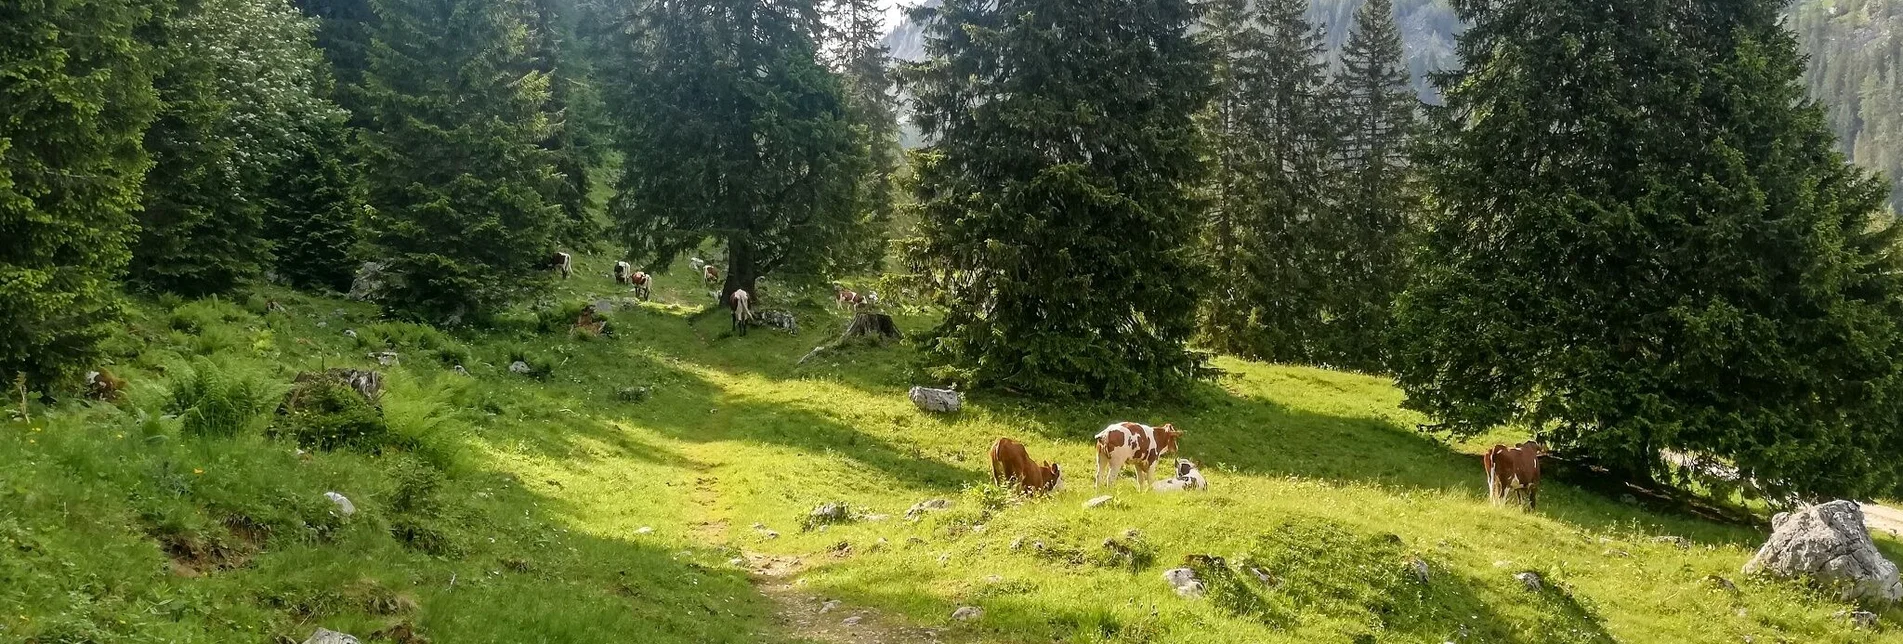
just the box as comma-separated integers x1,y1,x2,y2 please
527,0,608,246
134,0,340,294
822,0,902,272
1314,0,1417,371
1399,0,1903,500
360,0,562,322
604,0,866,298
903,0,1213,398
1,0,162,386
265,116,367,292
1195,0,1335,362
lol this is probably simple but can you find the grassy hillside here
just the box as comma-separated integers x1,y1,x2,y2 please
4,255,1900,643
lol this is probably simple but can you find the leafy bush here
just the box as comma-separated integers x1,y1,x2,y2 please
535,301,592,334
168,298,255,334
273,378,389,451
165,358,283,438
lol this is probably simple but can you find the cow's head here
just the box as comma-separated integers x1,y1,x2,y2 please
1041,462,1063,492
1155,424,1183,454
1175,459,1197,478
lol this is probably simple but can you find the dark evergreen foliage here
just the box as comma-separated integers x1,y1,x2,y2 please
1400,0,1903,500
903,0,1215,399
1195,0,1336,363
823,0,903,272
1313,0,1417,371
265,117,367,292
604,0,867,299
358,0,563,323
134,0,340,295
0,0,162,387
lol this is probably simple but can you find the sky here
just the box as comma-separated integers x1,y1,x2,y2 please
883,0,922,33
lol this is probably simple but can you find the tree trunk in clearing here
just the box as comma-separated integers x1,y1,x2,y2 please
843,312,901,339
721,235,760,307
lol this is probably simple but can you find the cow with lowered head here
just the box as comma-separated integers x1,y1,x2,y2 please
990,437,1062,495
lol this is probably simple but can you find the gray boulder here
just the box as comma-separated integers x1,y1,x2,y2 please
908,386,961,413
303,628,360,644
906,498,952,519
1162,567,1204,597
346,262,387,301
1744,500,1903,603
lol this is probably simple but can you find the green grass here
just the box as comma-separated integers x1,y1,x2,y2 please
3,255,1900,643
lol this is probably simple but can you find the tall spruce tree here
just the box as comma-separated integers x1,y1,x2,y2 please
360,0,562,322
135,0,340,294
265,115,367,292
1195,0,1335,362
527,0,608,246
1,0,162,387
903,0,1214,399
822,0,902,273
1314,0,1416,371
605,0,866,298
1399,0,1903,500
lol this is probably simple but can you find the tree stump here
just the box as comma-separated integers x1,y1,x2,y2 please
842,312,901,340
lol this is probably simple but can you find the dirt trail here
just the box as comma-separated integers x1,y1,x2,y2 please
1864,503,1903,539
741,552,962,644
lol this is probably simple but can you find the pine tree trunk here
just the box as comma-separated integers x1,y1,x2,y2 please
721,235,760,304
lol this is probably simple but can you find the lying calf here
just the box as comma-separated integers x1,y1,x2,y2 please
1151,459,1207,492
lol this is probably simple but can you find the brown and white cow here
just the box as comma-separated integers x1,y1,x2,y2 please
990,437,1062,495
1094,422,1182,491
550,252,573,279
703,264,721,287
835,285,865,310
729,289,752,336
1483,441,1543,509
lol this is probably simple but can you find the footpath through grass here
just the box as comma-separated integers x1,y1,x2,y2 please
3,254,1901,643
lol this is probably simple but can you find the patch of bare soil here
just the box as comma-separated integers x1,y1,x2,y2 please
741,552,964,644
1863,503,1903,539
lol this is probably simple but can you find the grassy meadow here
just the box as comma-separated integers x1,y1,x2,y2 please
3,254,1901,643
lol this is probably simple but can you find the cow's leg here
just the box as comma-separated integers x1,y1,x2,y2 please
1095,451,1109,488
1134,460,1151,491
1488,467,1504,506
1525,485,1537,510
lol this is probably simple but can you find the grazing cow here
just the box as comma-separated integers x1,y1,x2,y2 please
629,271,652,301
703,264,721,287
613,261,634,284
549,252,573,279
1151,459,1207,492
689,257,706,275
990,437,1063,495
85,369,126,402
729,289,752,336
835,285,865,310
1094,422,1183,491
1483,441,1544,509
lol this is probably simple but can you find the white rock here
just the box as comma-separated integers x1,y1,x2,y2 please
1162,568,1204,597
509,360,532,374
951,606,984,621
841,615,862,626
453,365,470,376
1083,495,1115,509
303,628,360,644
1744,500,1903,603
369,351,399,366
819,600,841,614
323,492,355,517
342,329,357,338
633,526,654,535
907,386,962,413
1410,558,1431,583
1515,571,1543,592
728,558,746,567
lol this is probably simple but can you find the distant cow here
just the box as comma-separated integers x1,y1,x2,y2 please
1095,422,1182,491
835,285,865,310
624,267,652,301
1484,441,1543,509
729,289,752,336
703,264,721,287
1151,459,1207,492
614,261,634,284
990,437,1062,495
689,257,707,275
85,369,126,402
549,252,573,279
